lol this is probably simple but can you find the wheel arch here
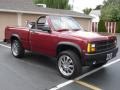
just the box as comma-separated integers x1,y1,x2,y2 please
57,42,82,60
10,34,21,43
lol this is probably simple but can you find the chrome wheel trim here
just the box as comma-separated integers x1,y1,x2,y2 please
58,55,74,76
12,41,19,56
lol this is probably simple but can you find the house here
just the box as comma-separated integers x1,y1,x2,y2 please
0,0,92,40
90,10,101,22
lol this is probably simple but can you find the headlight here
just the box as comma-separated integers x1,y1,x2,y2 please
87,43,96,53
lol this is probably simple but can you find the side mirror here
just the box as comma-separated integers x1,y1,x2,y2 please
30,22,36,29
27,22,36,29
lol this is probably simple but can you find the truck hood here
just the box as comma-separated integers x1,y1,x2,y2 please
60,30,115,42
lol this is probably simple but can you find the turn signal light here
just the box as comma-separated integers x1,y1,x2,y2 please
87,43,96,53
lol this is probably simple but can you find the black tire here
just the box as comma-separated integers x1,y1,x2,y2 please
92,62,107,68
57,50,82,79
11,39,25,58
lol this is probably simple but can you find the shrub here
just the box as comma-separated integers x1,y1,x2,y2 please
116,21,120,33
98,20,106,32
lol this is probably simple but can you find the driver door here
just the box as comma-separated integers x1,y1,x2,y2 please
30,16,57,56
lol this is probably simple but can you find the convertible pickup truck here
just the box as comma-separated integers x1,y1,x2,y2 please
4,15,118,79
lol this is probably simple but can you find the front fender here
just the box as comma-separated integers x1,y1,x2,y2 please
57,42,81,53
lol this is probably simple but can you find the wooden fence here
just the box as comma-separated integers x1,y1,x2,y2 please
92,22,116,33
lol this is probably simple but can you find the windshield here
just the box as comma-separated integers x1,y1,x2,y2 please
50,16,83,31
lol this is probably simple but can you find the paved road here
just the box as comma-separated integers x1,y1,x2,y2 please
0,45,67,90
0,34,119,90
0,43,96,90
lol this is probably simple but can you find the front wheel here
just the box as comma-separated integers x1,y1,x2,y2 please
57,50,82,79
11,39,25,58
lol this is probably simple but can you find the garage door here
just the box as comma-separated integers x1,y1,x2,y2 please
22,14,40,27
74,17,91,31
0,12,17,40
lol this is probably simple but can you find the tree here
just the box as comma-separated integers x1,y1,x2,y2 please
83,8,92,15
94,5,102,10
33,0,71,10
101,0,120,21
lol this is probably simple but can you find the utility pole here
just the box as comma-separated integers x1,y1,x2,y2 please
72,0,74,10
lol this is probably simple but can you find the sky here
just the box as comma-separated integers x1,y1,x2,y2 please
69,0,104,13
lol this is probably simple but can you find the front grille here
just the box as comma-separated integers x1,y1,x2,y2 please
95,40,116,52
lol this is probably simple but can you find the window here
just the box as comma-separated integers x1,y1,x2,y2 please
36,16,50,32
38,17,46,24
37,17,46,30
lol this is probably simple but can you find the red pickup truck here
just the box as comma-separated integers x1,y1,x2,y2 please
4,15,118,79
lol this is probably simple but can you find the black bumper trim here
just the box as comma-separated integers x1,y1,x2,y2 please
83,47,118,66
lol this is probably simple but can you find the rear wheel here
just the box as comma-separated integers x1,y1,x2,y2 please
57,50,82,79
11,39,25,58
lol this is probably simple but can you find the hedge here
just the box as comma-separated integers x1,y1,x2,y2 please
98,20,107,32
98,20,120,33
116,21,120,33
